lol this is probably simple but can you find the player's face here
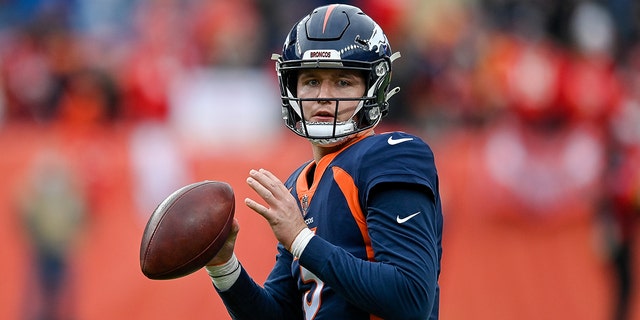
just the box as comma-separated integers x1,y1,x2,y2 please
296,69,366,123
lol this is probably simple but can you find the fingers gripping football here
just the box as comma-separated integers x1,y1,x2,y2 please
245,169,307,250
206,218,240,266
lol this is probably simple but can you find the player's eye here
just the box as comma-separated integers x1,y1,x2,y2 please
337,79,351,87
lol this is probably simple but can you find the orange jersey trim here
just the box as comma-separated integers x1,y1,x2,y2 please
331,166,375,261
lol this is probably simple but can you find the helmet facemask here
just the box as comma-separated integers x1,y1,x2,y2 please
274,56,400,145
291,97,366,146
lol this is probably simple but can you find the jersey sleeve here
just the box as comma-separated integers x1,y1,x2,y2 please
216,244,302,320
361,132,439,197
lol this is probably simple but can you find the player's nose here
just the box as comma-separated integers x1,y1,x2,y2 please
316,80,335,103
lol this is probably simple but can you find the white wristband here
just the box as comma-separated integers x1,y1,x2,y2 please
204,253,241,291
290,228,314,258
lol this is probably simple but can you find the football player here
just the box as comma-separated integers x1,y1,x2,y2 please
205,4,443,319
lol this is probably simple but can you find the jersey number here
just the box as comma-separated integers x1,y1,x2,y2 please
301,267,324,320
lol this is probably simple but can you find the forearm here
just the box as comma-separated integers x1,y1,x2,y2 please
299,236,436,319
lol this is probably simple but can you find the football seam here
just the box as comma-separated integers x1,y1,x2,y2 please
141,182,207,274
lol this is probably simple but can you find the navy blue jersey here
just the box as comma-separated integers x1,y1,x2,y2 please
218,132,443,320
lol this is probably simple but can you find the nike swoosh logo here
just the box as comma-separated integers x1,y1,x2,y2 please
387,136,414,145
396,211,421,224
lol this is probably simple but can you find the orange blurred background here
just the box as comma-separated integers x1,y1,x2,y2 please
1,0,639,319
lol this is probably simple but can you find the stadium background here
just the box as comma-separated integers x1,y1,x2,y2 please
0,0,639,319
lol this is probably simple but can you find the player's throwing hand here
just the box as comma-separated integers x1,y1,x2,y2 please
245,168,308,250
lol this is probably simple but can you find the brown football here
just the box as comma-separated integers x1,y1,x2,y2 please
140,180,235,280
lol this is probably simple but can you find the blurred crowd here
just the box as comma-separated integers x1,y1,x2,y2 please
1,0,640,136
1,0,639,319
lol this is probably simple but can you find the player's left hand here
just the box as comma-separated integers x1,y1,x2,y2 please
245,168,308,250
